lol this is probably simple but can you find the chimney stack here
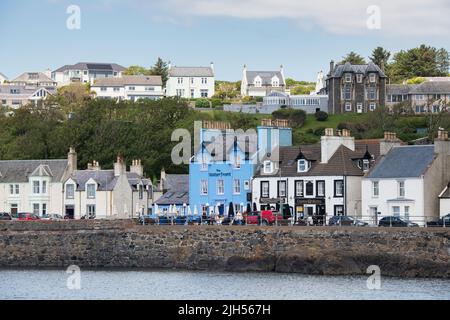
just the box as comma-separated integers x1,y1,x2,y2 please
321,127,355,163
437,129,449,141
130,159,144,176
114,155,126,177
330,60,335,74
380,131,401,156
67,147,77,174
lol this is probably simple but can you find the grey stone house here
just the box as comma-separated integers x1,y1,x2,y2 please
326,61,387,114
386,80,450,113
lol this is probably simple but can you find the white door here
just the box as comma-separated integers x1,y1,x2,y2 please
357,103,363,113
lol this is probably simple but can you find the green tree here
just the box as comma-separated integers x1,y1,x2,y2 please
369,47,390,69
340,51,366,65
150,57,169,86
124,65,151,76
388,45,450,83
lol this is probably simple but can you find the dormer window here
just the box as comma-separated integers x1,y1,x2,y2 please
369,73,376,83
362,159,370,172
254,76,262,87
263,161,273,174
297,159,309,173
235,155,241,169
345,74,352,83
201,155,208,171
272,76,280,87
356,74,363,83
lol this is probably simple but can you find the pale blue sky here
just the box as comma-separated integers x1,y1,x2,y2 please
1,0,450,81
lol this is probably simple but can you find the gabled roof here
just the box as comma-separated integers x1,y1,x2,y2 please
255,140,380,178
0,160,68,183
0,72,8,80
366,145,436,179
68,170,147,191
169,66,214,77
92,75,162,87
0,84,56,98
12,72,54,84
156,174,189,205
246,71,285,85
54,62,126,73
198,132,258,162
328,62,386,79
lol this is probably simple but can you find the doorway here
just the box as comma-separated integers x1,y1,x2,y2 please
65,205,75,219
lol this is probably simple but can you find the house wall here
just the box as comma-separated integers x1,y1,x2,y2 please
346,176,363,218
361,178,424,225
166,76,215,99
252,175,346,220
189,149,254,215
91,85,164,101
0,181,64,215
439,198,450,217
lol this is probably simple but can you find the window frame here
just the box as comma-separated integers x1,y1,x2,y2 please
295,180,304,198
86,183,96,199
261,181,270,199
316,180,325,197
334,180,344,198
216,179,225,195
277,180,287,198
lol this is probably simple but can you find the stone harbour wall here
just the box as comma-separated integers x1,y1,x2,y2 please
1,221,450,278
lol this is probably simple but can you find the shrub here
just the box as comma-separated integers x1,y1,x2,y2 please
315,111,329,121
195,99,210,108
313,127,326,136
272,109,307,127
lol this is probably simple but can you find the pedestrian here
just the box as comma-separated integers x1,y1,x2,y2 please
307,215,314,226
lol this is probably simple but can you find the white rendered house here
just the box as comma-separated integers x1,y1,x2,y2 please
63,156,152,219
241,65,286,97
52,62,126,87
91,75,164,101
166,63,215,99
0,148,77,217
362,130,450,226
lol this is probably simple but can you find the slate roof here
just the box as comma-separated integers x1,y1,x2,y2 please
92,75,162,87
246,71,285,86
254,140,380,178
169,67,214,77
156,174,189,205
12,72,54,84
0,84,57,98
366,145,436,179
68,170,149,191
387,81,450,95
0,160,69,183
199,132,258,162
328,62,386,79
54,63,126,73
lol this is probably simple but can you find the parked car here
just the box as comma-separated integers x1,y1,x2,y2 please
41,214,64,221
139,214,158,225
378,216,419,227
0,212,12,221
17,213,40,221
329,216,368,227
221,216,246,226
186,215,202,225
157,216,171,225
427,213,450,227
245,210,284,226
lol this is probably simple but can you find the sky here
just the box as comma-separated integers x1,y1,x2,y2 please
1,0,450,81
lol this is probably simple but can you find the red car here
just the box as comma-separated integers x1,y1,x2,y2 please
245,210,284,226
17,213,40,221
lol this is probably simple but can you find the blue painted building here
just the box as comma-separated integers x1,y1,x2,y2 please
189,120,292,216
